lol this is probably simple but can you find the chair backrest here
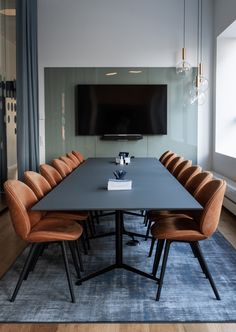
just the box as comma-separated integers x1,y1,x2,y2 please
72,150,85,163
24,171,52,200
172,159,192,178
4,180,44,240
177,165,202,186
60,156,77,170
162,152,177,167
195,179,226,237
52,159,71,178
166,156,184,173
67,152,81,166
39,163,63,188
185,171,213,196
159,150,172,163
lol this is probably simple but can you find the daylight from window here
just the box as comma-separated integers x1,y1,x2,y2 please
216,21,236,158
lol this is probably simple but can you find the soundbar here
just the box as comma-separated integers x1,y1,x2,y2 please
101,134,143,141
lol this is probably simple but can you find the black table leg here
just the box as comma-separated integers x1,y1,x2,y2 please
76,210,159,284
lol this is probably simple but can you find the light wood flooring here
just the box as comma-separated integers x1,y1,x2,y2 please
0,208,235,332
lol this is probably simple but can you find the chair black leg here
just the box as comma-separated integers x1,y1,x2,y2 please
145,220,152,240
60,241,76,303
152,239,165,277
83,223,91,250
192,241,221,300
10,243,39,302
148,237,156,257
24,243,46,280
190,243,207,277
156,240,171,301
75,240,84,272
68,242,81,279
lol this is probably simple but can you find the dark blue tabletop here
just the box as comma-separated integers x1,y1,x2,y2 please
32,158,202,212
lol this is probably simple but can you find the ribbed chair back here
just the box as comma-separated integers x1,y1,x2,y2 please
72,150,85,163
67,152,81,166
39,164,63,188
60,156,77,170
166,156,184,174
185,171,213,197
159,150,172,164
24,171,52,200
172,159,192,178
177,165,202,186
52,159,71,178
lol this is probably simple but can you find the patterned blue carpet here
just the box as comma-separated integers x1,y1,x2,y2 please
0,213,236,322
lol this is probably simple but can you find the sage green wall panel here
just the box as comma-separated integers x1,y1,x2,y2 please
45,67,197,163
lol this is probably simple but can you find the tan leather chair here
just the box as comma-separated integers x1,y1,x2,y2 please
52,159,71,178
177,165,202,185
24,171,91,252
67,152,81,167
4,180,83,303
185,171,213,196
146,170,213,250
151,179,226,301
172,159,192,178
72,150,85,163
60,156,77,170
39,164,63,188
162,152,177,167
166,156,184,174
159,150,172,164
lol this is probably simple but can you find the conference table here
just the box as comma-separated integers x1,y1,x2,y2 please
32,157,202,284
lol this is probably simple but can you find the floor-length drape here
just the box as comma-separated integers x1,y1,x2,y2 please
16,0,39,179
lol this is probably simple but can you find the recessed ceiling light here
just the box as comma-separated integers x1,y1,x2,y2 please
129,70,143,74
105,72,118,76
0,8,16,16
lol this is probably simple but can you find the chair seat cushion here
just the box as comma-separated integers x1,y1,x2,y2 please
46,211,88,221
151,217,206,241
27,218,83,242
148,210,193,221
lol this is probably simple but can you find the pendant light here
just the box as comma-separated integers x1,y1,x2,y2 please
176,0,192,75
190,0,208,105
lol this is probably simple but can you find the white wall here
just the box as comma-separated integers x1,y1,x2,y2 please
213,0,236,180
38,0,214,167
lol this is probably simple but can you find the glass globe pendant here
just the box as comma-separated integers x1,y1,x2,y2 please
176,47,192,75
190,73,206,105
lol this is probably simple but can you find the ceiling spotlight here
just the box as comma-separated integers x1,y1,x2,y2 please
128,70,143,74
105,72,118,76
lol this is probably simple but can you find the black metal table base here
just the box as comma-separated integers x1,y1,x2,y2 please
76,263,159,284
76,210,158,285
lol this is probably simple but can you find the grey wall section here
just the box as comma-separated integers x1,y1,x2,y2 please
45,67,197,163
212,0,236,180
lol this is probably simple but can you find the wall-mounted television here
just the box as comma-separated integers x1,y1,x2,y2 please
75,84,167,137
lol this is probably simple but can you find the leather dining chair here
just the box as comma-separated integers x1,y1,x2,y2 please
151,179,226,301
146,170,213,252
4,180,83,303
67,152,81,167
172,159,192,178
161,152,177,168
52,159,72,178
159,150,172,164
166,156,184,174
60,156,77,170
177,165,202,185
24,171,91,253
39,163,63,188
72,150,85,163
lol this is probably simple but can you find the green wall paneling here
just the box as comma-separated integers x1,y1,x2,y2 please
44,67,197,163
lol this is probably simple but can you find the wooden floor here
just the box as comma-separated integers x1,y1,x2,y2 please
0,209,235,332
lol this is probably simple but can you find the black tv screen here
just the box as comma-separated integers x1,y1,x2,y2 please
75,84,167,135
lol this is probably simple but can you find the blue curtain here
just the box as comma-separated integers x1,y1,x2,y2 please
16,0,39,179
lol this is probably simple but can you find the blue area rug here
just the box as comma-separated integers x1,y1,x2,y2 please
0,213,236,322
